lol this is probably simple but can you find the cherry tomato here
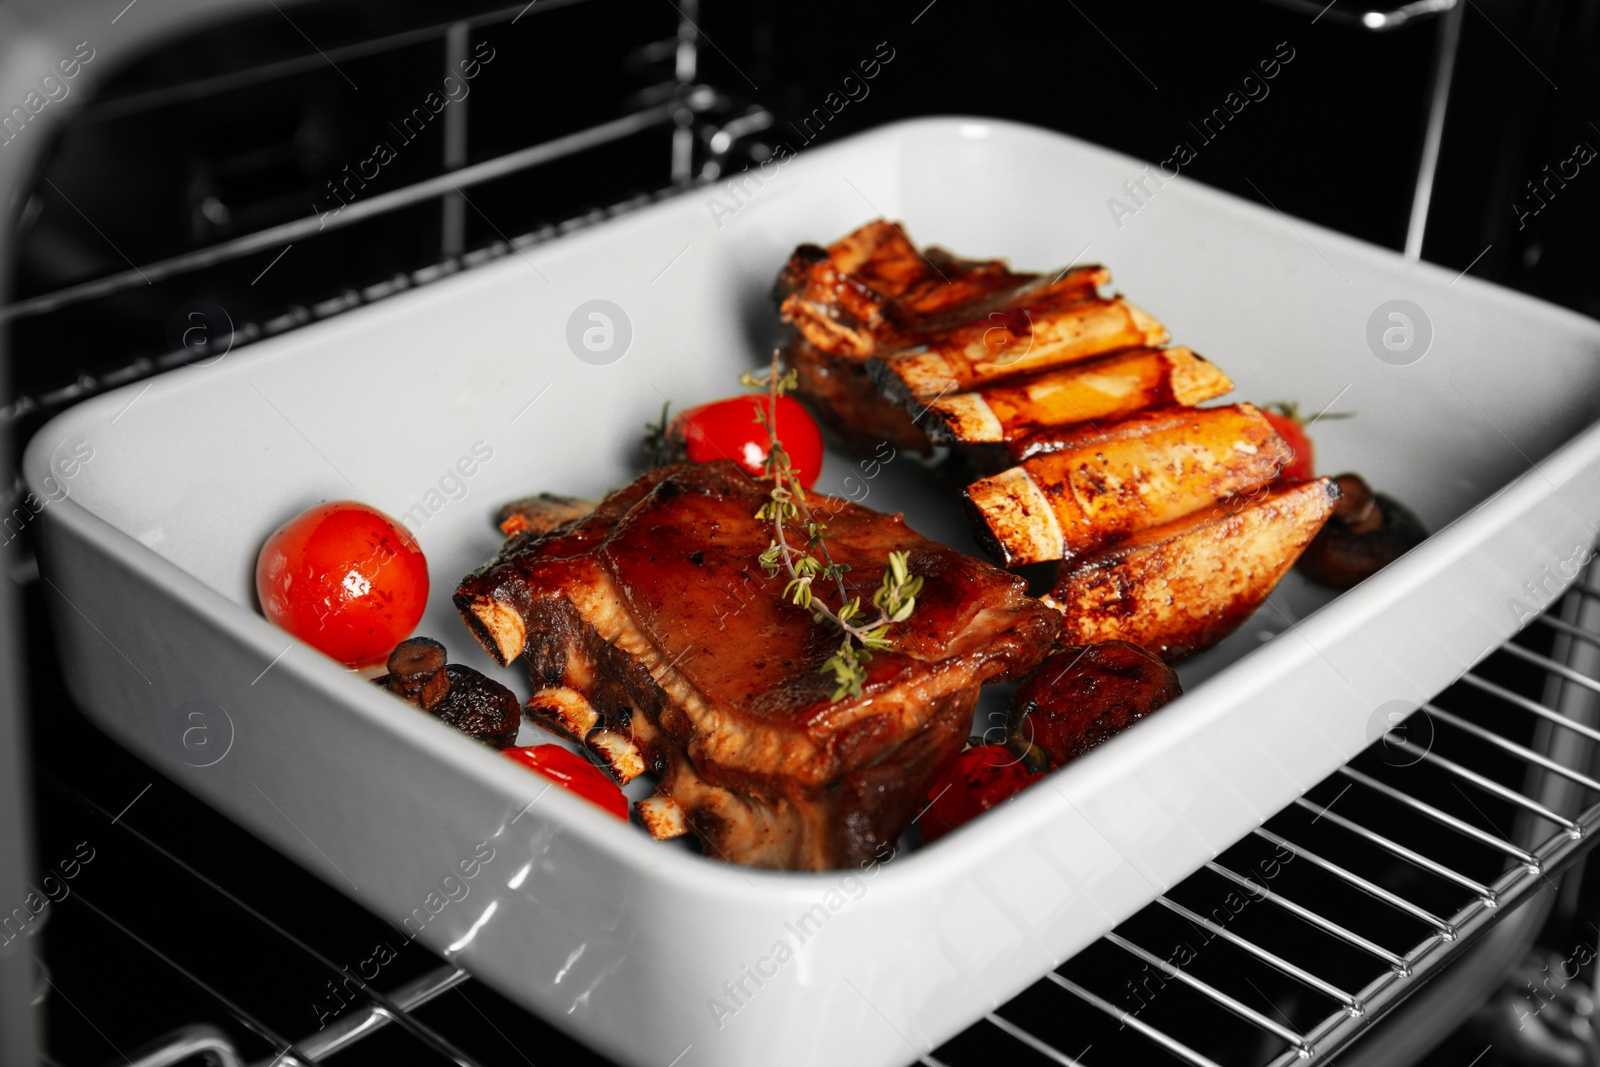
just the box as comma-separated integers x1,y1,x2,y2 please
256,501,429,668
675,395,824,489
503,745,630,821
1262,407,1316,482
919,744,1042,843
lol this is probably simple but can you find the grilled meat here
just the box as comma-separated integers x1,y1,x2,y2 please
375,637,522,749
773,220,1113,456
1009,642,1181,767
455,461,1059,870
774,221,1398,665
919,346,1234,450
783,338,939,455
1044,478,1340,659
774,219,1101,358
962,404,1292,568
866,295,1169,405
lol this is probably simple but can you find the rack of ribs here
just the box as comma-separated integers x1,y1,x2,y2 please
455,461,1060,870
771,219,1151,455
774,220,1339,661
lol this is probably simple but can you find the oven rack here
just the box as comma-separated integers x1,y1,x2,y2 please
33,565,1600,1067
1253,0,1456,32
0,0,772,440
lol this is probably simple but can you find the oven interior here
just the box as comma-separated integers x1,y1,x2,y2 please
5,2,1600,1065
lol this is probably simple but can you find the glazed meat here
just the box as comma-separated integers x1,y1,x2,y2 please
496,492,597,538
455,461,1059,870
773,219,1115,455
1045,478,1340,659
783,337,940,455
962,404,1293,568
866,294,1168,406
918,347,1233,450
774,219,1089,358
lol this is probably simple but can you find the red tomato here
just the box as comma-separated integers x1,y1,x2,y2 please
1263,409,1316,482
503,745,630,821
255,501,429,668
675,395,824,489
920,744,1042,843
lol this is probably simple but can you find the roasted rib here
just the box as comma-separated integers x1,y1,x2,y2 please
774,219,1103,358
961,404,1292,567
1044,478,1339,659
919,346,1234,450
455,461,1059,870
866,295,1169,404
773,219,1114,455
783,337,941,455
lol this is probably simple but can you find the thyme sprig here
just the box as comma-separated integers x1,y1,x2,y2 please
740,351,924,701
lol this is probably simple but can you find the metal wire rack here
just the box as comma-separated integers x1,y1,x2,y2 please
927,579,1600,1067
21,565,1599,1067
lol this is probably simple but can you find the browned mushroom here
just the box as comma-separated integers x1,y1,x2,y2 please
1295,473,1427,591
1008,641,1182,768
375,637,522,748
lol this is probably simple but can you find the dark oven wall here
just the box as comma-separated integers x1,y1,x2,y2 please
704,0,1599,317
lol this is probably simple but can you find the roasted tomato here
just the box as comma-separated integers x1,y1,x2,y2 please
675,395,824,488
255,501,429,668
1010,642,1182,766
503,745,630,821
919,744,1042,843
1261,404,1316,482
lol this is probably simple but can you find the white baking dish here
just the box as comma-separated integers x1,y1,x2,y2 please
25,117,1600,1067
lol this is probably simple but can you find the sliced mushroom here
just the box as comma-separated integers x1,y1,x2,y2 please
376,637,522,749
382,636,449,710
1296,473,1428,591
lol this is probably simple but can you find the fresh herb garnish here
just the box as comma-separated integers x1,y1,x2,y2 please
740,351,924,701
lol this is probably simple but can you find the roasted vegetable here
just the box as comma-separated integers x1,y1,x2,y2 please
1296,473,1427,590
919,643,1184,841
962,404,1292,567
918,744,1043,843
672,394,825,488
503,745,630,820
1010,642,1182,766
1044,478,1340,660
257,500,429,668
918,346,1234,448
375,637,523,748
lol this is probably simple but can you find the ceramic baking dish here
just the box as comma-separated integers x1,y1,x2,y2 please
25,117,1600,1067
